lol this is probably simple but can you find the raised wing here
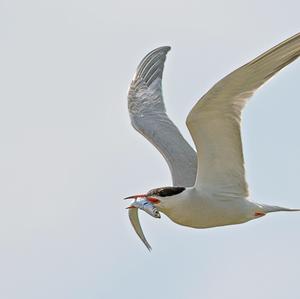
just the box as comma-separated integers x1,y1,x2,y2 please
127,47,198,250
128,46,197,187
187,32,300,197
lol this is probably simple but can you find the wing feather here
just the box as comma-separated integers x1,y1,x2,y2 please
128,46,197,187
187,32,300,197
127,47,198,250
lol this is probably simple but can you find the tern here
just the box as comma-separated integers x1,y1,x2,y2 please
126,33,300,250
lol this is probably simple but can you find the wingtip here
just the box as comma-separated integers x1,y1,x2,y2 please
146,45,171,58
156,45,171,53
147,45,171,53
133,46,171,86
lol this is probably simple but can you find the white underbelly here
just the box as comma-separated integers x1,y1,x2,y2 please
162,197,253,228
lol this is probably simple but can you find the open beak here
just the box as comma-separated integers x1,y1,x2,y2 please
124,194,147,200
124,194,161,204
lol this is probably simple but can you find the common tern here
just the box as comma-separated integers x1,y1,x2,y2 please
126,33,300,250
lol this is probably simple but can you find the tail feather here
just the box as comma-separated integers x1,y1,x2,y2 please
261,204,300,213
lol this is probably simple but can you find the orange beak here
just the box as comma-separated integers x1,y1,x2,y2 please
124,194,161,204
147,197,161,203
124,194,147,200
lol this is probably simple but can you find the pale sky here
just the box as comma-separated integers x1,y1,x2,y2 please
0,0,299,298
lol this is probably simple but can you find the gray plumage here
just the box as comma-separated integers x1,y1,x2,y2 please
128,46,197,187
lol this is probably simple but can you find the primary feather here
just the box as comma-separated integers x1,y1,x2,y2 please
187,32,300,197
128,46,197,187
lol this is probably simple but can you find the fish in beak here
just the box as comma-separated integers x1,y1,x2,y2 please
126,197,161,218
124,194,161,204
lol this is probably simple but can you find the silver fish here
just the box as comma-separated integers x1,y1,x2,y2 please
129,198,161,218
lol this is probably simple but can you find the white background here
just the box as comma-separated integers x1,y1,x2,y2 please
0,1,299,298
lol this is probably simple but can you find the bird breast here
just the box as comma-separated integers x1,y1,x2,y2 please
160,193,255,228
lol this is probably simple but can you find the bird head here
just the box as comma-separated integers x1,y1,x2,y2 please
124,186,186,207
124,187,186,251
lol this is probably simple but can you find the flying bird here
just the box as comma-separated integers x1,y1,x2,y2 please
126,33,300,250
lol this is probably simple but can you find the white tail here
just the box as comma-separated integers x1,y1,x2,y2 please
261,204,300,214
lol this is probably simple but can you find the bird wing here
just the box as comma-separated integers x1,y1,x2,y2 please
127,47,198,250
128,207,152,251
128,46,197,187
186,32,300,197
